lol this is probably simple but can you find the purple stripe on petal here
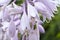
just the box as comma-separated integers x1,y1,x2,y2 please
13,18,19,21
16,22,20,27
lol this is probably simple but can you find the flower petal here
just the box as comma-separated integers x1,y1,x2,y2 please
2,21,9,31
27,2,38,18
0,11,4,19
11,30,18,40
8,20,16,37
34,2,54,21
20,11,30,33
38,25,45,33
0,0,11,6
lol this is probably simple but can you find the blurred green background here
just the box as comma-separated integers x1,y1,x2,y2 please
40,7,60,40
16,0,60,40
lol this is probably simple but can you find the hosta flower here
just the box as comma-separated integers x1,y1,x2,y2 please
0,1,22,40
28,0,58,22
27,2,38,18
38,25,45,33
11,30,18,40
0,0,11,21
8,20,16,37
34,2,54,21
21,0,59,40
29,29,39,40
1,21,9,31
0,0,11,6
0,0,59,40
20,10,30,33
27,1,45,32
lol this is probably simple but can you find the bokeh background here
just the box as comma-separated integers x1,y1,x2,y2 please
41,7,60,40
16,0,60,40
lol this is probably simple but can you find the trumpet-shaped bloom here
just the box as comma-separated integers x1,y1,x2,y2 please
0,0,59,40
28,0,58,22
20,10,30,32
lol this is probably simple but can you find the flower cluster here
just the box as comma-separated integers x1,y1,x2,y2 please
0,0,59,40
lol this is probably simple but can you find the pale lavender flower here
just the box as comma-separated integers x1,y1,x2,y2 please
29,29,39,40
0,0,59,40
8,20,16,37
38,25,45,33
0,1,22,40
20,9,30,34
0,10,3,19
1,21,9,31
0,0,11,6
11,30,18,40
27,2,38,18
28,0,58,22
34,2,53,22
20,0,58,40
